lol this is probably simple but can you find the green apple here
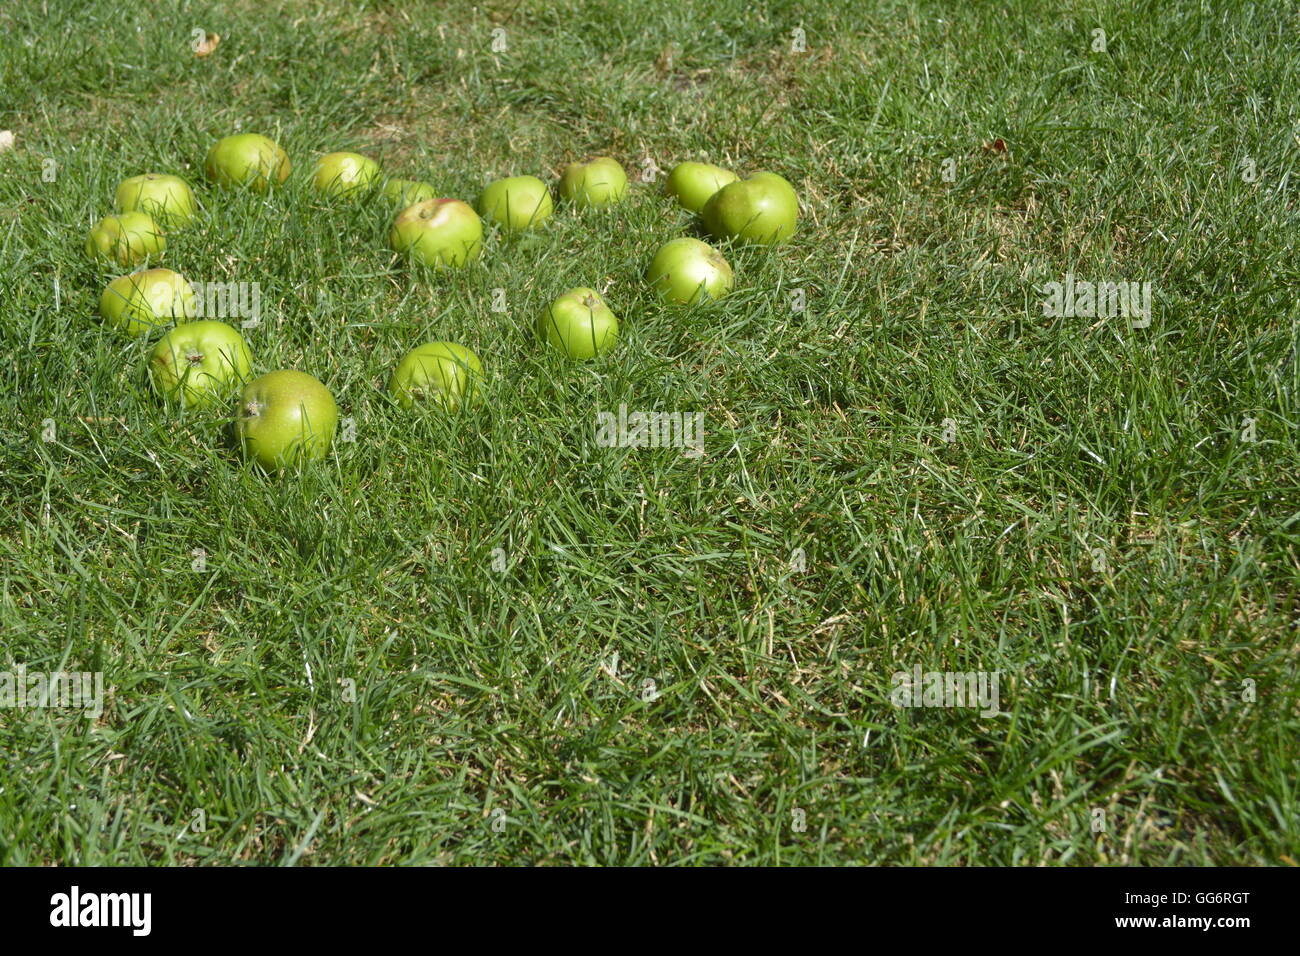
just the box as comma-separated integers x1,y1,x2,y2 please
115,173,198,228
476,175,553,232
700,172,799,245
645,238,734,305
382,178,436,207
204,133,291,192
537,287,619,360
312,151,381,200
664,162,737,214
99,268,197,336
148,321,253,408
558,157,627,208
388,198,483,269
84,211,165,266
389,342,483,410
236,370,338,469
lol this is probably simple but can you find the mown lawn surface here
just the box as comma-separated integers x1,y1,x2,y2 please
0,0,1297,865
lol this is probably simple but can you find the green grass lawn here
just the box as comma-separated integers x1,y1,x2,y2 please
1,0,1297,865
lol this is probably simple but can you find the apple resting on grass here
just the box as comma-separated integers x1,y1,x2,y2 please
477,176,553,232
701,172,798,245
382,178,436,207
645,238,734,305
204,133,291,192
236,370,338,469
537,287,619,359
115,174,198,228
388,198,483,269
389,342,483,410
85,212,165,267
558,157,627,208
148,321,253,408
664,162,737,214
312,151,381,200
99,268,197,336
